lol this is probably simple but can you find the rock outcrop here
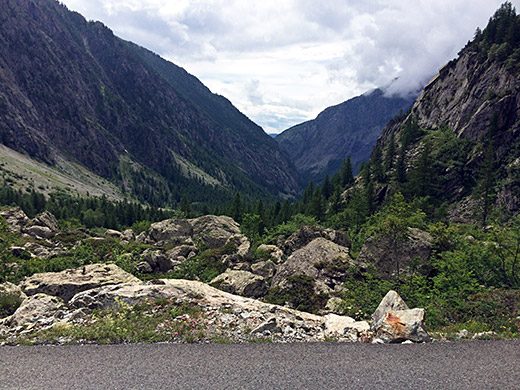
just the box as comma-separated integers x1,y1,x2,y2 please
272,238,356,292
20,264,140,301
356,228,433,280
210,270,268,298
0,207,29,233
279,225,351,255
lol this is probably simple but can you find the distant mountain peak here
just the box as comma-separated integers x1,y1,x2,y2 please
275,89,415,183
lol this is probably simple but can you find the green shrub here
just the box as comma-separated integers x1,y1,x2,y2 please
0,293,23,318
264,274,328,314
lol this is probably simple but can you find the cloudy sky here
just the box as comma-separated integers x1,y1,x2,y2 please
60,0,515,134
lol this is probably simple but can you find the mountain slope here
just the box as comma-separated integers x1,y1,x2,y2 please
371,2,520,217
275,89,414,183
0,0,301,206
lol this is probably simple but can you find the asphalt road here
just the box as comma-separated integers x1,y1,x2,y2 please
1,341,519,389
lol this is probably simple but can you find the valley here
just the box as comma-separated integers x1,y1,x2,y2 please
0,0,519,345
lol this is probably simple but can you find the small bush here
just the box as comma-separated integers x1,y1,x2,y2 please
0,293,23,318
264,274,328,314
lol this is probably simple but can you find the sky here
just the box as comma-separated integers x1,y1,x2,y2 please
60,0,516,134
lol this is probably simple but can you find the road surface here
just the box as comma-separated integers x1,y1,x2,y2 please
1,341,519,389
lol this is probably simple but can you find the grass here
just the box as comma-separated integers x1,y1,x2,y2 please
16,298,207,345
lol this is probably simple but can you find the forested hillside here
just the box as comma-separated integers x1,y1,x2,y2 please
0,0,301,210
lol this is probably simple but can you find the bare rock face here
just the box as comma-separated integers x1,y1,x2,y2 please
0,207,29,233
356,228,433,280
210,270,268,298
280,226,351,255
272,238,355,292
20,264,140,301
371,290,430,343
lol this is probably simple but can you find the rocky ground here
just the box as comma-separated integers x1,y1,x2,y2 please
0,207,432,345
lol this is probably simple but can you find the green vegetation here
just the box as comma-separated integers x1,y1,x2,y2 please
18,298,206,345
264,274,329,314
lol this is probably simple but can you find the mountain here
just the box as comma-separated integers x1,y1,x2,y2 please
0,0,301,207
369,2,520,219
275,89,414,184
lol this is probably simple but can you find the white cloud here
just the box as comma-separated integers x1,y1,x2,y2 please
60,0,516,133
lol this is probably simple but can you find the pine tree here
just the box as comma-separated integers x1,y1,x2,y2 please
384,134,396,172
179,194,192,217
229,193,242,222
475,142,496,226
372,146,384,182
340,156,354,187
309,186,325,220
407,141,433,198
321,174,333,199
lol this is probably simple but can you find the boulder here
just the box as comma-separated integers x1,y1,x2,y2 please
9,246,32,259
271,238,355,291
250,317,282,335
357,228,433,280
24,225,54,239
0,282,27,302
141,249,177,273
280,226,351,255
210,270,268,298
104,229,123,239
371,290,409,331
20,264,140,301
121,229,135,242
323,314,370,339
251,260,276,279
226,234,251,257
7,293,64,327
146,219,193,245
374,309,430,343
166,245,199,260
371,290,430,343
0,207,29,233
29,211,59,232
190,215,241,249
23,242,65,259
256,244,284,263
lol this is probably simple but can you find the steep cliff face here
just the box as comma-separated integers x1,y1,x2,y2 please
276,89,413,184
375,4,520,215
0,0,301,204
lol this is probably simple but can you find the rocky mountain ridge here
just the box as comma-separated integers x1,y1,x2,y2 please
372,5,520,216
276,89,414,183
